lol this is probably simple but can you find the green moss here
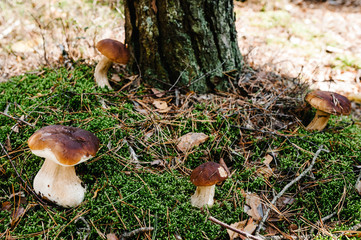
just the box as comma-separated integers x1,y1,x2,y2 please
1,65,361,238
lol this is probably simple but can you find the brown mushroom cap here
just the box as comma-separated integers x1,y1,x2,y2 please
96,39,130,65
28,125,100,166
190,162,228,186
305,90,351,116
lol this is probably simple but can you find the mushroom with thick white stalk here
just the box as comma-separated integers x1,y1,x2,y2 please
190,162,228,208
305,90,351,131
94,38,130,89
28,125,99,208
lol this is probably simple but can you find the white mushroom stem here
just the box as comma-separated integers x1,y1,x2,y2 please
94,56,113,89
190,185,215,208
306,109,331,131
33,159,85,208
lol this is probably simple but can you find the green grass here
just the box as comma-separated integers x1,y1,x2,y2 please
1,65,361,239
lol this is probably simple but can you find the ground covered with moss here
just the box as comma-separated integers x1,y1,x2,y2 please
1,65,361,239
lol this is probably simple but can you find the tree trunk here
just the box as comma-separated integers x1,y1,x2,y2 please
124,0,242,93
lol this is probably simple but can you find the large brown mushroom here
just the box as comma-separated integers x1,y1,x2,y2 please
190,162,228,208
305,90,351,131
28,125,99,207
94,39,130,89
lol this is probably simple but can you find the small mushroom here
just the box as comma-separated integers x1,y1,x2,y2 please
28,125,99,207
305,90,351,131
94,39,130,89
190,162,228,208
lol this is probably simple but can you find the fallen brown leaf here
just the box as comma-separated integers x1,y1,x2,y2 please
11,206,25,227
263,154,273,166
241,191,263,221
227,220,247,240
176,132,209,152
106,233,119,240
151,88,165,98
111,74,121,82
256,166,273,179
1,201,12,211
227,218,257,240
152,100,167,109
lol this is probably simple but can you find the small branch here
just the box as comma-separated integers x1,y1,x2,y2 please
309,212,337,236
120,227,154,240
208,216,264,240
75,216,91,240
256,145,329,234
0,142,46,205
0,112,35,127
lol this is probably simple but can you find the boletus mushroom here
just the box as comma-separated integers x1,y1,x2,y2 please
190,162,228,208
28,125,99,207
94,38,130,89
305,90,351,131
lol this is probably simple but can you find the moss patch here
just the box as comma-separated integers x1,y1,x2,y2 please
1,65,361,239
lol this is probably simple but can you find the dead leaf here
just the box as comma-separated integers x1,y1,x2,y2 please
263,154,273,166
11,206,25,227
134,102,149,115
242,191,263,221
176,132,209,152
227,220,247,240
158,106,172,113
1,201,12,211
151,88,165,98
265,225,278,236
153,100,168,110
106,233,118,240
243,219,257,235
227,218,257,240
256,166,273,179
120,75,139,91
111,74,121,82
152,99,172,113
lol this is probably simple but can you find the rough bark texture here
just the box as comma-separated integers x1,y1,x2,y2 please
124,0,242,93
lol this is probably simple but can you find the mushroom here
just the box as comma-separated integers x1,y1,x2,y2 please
28,125,99,207
190,162,228,208
305,90,351,131
94,39,130,89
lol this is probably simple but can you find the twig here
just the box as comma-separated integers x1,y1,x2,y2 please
208,216,264,240
75,216,91,240
256,145,329,234
120,227,154,240
309,211,337,236
0,142,46,205
0,112,35,127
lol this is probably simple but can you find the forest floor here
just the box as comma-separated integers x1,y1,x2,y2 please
1,0,361,240
1,0,361,96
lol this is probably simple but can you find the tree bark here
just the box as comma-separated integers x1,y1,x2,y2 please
124,0,242,93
